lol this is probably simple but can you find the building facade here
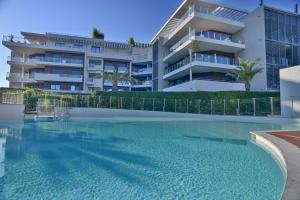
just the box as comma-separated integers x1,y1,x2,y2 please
151,0,300,92
3,0,300,93
3,32,152,93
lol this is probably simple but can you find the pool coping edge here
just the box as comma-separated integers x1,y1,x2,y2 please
251,131,300,200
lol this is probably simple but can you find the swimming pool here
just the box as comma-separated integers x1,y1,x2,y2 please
0,118,294,199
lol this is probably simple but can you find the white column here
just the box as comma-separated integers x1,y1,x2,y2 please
189,48,193,82
21,52,25,88
129,61,132,92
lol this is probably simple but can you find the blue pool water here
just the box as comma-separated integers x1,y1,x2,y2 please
0,118,295,200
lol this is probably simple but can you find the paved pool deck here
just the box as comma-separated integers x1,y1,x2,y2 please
253,131,300,200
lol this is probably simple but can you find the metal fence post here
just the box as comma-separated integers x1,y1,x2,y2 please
152,98,155,111
142,98,145,110
98,96,101,108
175,99,177,113
120,97,123,109
291,96,294,118
87,96,90,108
270,97,274,116
131,97,134,110
109,96,112,109
163,98,166,112
237,99,240,115
210,100,213,115
186,99,189,113
198,99,201,114
253,98,256,116
223,99,226,115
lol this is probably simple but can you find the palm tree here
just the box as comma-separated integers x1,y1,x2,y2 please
102,66,136,91
128,37,135,46
92,28,104,40
229,58,263,91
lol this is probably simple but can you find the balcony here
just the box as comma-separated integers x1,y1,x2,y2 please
164,5,246,46
104,66,129,74
164,53,237,80
87,64,102,71
6,73,35,83
8,56,84,68
163,79,245,92
132,80,152,88
132,68,152,76
87,78,102,88
163,30,245,63
103,80,130,87
2,35,85,53
7,72,83,83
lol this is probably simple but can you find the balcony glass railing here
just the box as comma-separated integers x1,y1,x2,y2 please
33,56,84,65
164,5,246,41
166,30,243,57
165,53,235,75
134,80,152,86
132,68,152,74
8,56,83,65
3,35,85,51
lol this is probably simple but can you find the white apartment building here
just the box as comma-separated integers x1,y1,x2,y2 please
151,0,300,92
3,0,300,93
3,32,152,93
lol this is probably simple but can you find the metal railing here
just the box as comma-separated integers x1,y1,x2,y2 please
165,53,236,75
0,93,24,105
38,95,280,117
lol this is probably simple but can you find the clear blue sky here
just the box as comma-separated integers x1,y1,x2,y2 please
0,0,298,87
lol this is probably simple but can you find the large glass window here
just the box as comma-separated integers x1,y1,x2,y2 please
91,46,101,53
51,84,60,91
265,8,300,90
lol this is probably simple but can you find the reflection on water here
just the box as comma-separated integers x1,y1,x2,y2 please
0,118,296,200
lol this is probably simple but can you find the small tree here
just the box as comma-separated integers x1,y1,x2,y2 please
102,66,136,91
92,28,105,40
128,37,135,46
229,58,263,91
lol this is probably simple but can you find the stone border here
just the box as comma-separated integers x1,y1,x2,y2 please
252,131,300,200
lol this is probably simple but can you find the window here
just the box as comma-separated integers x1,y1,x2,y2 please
70,85,76,91
55,42,65,47
74,44,83,49
51,84,60,91
89,59,102,67
91,46,100,53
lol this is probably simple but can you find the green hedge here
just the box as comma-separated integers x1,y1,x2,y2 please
96,91,280,100
0,88,281,115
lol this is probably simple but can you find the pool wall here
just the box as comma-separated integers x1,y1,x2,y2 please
252,131,300,200
0,104,25,120
68,108,300,125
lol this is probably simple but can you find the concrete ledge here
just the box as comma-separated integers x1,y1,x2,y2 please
252,131,300,200
0,104,25,120
68,108,300,124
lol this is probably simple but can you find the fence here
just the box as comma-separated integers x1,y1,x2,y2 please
37,95,281,117
0,93,24,105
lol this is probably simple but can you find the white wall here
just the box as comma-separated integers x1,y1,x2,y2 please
236,6,267,91
280,66,300,118
0,104,25,120
163,80,245,92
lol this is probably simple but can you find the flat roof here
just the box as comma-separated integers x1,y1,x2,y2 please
150,0,249,43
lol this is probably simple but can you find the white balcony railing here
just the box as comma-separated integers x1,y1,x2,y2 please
164,5,246,41
7,72,83,83
3,35,85,51
165,29,244,59
8,56,83,67
133,80,152,87
132,68,152,75
165,53,236,75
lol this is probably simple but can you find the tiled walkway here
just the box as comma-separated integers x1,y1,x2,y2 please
270,131,300,148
